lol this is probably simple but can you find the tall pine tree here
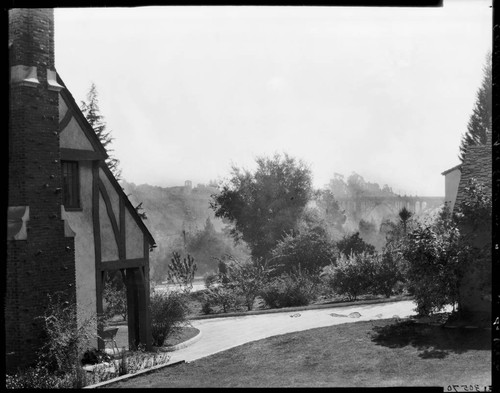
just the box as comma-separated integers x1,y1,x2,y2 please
458,52,492,162
80,83,122,179
81,84,147,221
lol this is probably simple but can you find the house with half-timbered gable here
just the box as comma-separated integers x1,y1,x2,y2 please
7,8,156,371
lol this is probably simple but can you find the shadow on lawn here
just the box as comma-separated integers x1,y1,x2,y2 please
370,320,491,359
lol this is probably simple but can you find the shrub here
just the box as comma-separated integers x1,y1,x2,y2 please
270,226,336,276
370,249,405,298
81,348,111,366
37,292,100,376
201,300,213,315
6,362,71,389
321,252,374,301
204,284,237,313
7,292,101,389
150,289,190,347
260,270,318,308
203,271,220,288
222,258,275,311
400,215,471,316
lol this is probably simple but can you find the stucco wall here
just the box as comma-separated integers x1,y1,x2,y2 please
58,93,68,120
444,169,461,211
100,192,119,262
125,208,145,259
63,161,97,331
99,168,120,221
60,117,94,151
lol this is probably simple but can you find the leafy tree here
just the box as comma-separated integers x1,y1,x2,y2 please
210,153,313,260
328,173,349,198
315,189,347,231
270,226,337,276
346,172,366,199
336,232,376,257
358,219,380,248
81,84,148,221
185,218,250,274
80,83,121,179
459,52,492,162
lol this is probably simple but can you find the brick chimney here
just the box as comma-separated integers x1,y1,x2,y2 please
7,8,76,371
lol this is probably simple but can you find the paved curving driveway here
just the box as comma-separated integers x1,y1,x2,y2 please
166,300,419,364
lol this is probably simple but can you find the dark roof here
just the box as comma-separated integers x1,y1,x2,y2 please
441,164,462,176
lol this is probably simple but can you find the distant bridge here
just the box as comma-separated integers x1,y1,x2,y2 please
336,196,444,226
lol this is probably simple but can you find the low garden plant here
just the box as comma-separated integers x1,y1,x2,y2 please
150,288,190,347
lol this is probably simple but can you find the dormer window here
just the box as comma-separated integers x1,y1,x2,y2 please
62,160,80,209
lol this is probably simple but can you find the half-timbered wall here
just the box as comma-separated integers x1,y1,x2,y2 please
58,91,150,329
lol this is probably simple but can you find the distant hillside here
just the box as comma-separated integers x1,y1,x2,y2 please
121,180,249,278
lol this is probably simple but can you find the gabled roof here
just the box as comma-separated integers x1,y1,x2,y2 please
56,72,156,247
441,164,462,176
100,162,156,247
57,74,109,160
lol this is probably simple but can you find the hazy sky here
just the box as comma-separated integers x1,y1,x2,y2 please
54,2,491,196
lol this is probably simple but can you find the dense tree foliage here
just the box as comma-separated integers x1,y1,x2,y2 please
459,52,492,162
270,226,337,276
210,153,313,261
336,232,376,257
314,189,347,235
185,218,249,274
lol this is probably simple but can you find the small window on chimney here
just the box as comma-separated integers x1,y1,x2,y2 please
62,161,80,209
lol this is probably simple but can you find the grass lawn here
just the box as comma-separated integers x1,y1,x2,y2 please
106,319,491,388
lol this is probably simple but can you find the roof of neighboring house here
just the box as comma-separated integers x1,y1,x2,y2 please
441,164,462,176
56,73,156,247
